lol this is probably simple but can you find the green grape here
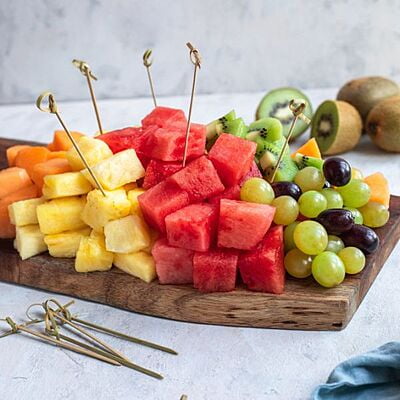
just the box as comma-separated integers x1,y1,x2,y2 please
312,251,346,287
344,207,364,224
358,201,390,228
320,188,343,209
326,235,345,253
271,196,299,225
338,246,366,275
293,221,328,255
284,221,300,252
294,166,325,192
298,190,327,218
240,177,275,205
284,249,313,278
351,167,363,180
336,179,371,208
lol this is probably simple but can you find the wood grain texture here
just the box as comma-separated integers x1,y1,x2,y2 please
0,137,399,331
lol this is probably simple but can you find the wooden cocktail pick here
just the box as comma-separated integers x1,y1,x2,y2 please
36,91,106,197
268,99,311,183
143,49,157,108
72,59,104,135
182,42,202,167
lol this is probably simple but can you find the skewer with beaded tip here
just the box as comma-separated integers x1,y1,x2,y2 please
143,49,158,108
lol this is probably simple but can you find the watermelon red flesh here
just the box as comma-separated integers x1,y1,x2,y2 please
238,225,285,294
208,134,257,186
152,238,194,284
165,203,218,252
141,124,206,162
138,180,190,232
208,185,240,205
167,156,225,202
239,161,262,186
217,199,275,250
141,107,187,128
193,249,238,292
143,160,182,190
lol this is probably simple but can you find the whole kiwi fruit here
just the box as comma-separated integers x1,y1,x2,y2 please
337,76,400,122
366,96,400,152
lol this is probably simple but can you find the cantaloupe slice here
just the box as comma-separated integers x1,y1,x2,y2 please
47,151,67,160
31,158,72,192
291,138,322,159
49,130,85,151
0,184,39,239
0,167,33,198
364,172,390,208
15,146,50,177
6,145,31,167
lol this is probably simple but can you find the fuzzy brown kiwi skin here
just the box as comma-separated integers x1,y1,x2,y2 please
366,96,400,153
337,76,400,122
323,101,362,156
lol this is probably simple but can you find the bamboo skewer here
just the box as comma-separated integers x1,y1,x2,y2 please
143,49,157,108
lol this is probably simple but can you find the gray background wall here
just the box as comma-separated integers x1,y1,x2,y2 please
0,0,399,104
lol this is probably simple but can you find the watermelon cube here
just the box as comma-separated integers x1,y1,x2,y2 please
143,160,182,190
238,225,285,294
208,185,240,205
193,249,238,292
218,199,275,250
165,203,218,252
168,156,225,202
239,161,262,186
138,181,190,232
141,107,186,128
141,124,206,162
152,238,194,284
208,134,257,186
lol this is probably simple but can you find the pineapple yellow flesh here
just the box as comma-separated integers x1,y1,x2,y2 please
43,172,93,199
8,197,45,226
82,149,145,190
75,231,114,272
104,214,150,253
44,227,91,258
15,224,47,260
127,188,146,215
37,196,87,235
81,189,131,232
66,136,113,171
114,251,156,283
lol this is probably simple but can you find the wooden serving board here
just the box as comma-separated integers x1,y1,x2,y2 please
0,138,399,331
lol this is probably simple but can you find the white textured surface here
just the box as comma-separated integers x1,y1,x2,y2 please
1,0,400,103
0,89,399,400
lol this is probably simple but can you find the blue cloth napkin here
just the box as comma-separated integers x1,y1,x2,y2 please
312,342,400,400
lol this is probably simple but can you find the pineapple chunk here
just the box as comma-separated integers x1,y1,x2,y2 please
8,197,45,226
114,251,156,283
81,189,131,232
15,225,47,260
104,214,150,253
143,228,159,253
37,197,87,235
43,172,93,199
124,182,138,191
44,227,91,258
127,188,146,215
75,231,114,272
66,136,113,171
82,149,145,190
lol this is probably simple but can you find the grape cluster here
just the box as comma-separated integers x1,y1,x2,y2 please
240,156,390,288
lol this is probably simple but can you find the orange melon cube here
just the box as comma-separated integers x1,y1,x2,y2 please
15,146,50,177
47,151,67,160
31,158,72,191
364,172,390,208
0,167,33,199
6,145,31,167
49,130,85,151
292,138,322,159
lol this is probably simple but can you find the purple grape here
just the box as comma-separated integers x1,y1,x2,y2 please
323,157,351,187
340,224,379,254
271,182,302,200
315,208,354,235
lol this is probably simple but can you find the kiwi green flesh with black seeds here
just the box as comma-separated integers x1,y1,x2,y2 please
263,155,299,182
256,87,313,140
248,117,283,142
206,110,237,139
293,153,324,170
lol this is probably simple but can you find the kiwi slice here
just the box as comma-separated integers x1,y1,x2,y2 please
261,154,298,182
256,87,313,140
206,110,236,140
311,100,362,155
216,117,248,138
293,153,324,170
253,138,289,159
247,118,283,142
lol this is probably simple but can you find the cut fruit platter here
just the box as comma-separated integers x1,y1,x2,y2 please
0,66,399,331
